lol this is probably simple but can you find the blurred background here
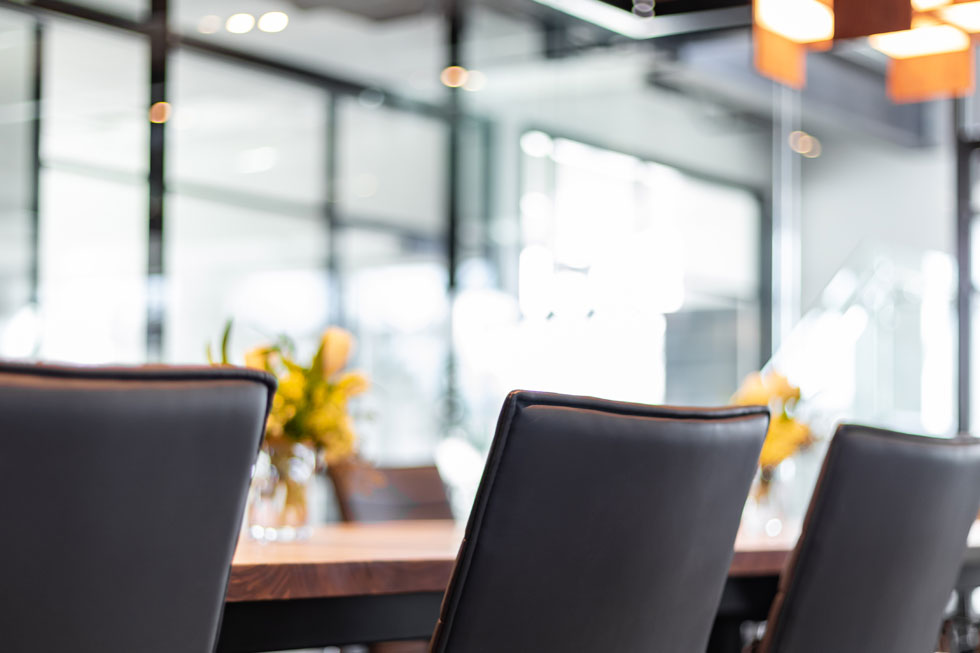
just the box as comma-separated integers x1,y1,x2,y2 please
0,0,973,471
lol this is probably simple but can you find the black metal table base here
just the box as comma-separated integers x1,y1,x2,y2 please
218,567,980,653
217,593,445,653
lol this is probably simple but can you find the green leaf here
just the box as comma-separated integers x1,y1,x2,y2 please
310,334,325,379
220,319,233,365
205,343,215,366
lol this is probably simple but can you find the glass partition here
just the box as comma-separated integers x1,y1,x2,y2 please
37,21,148,363
454,133,763,448
0,10,35,357
165,50,329,362
336,98,448,233
337,228,450,463
776,246,957,438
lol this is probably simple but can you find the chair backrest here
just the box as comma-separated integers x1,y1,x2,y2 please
0,361,275,653
328,462,454,522
429,390,769,653
759,424,980,653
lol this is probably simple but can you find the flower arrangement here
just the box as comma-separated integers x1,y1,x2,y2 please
243,326,369,462
732,370,811,493
210,322,369,462
209,323,368,539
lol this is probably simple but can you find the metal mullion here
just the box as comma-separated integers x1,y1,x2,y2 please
326,94,343,327
955,98,973,433
0,0,145,31
28,20,43,307
758,188,774,367
146,0,167,360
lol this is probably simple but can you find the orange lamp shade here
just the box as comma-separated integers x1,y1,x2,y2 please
817,0,912,39
754,24,807,88
886,45,974,102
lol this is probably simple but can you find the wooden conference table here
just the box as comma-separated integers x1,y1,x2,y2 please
216,520,980,653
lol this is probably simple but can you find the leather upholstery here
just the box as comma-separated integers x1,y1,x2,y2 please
759,424,980,653
329,463,454,523
0,361,275,653
430,390,769,653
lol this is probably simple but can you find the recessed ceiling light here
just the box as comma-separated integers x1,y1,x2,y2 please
225,13,255,34
632,1,654,17
440,65,469,88
149,101,171,124
258,11,289,33
197,15,221,34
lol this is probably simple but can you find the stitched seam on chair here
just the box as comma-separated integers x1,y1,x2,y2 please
0,362,278,410
514,390,770,422
846,422,980,448
0,364,277,453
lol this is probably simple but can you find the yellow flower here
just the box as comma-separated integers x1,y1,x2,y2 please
320,327,354,379
760,415,811,469
278,370,306,404
765,372,801,404
731,370,801,407
335,371,370,397
244,346,273,371
732,372,771,406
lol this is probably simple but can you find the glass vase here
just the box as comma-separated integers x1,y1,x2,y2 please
247,440,316,542
743,465,788,539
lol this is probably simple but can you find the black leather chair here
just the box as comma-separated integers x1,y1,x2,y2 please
758,424,980,653
329,462,454,523
0,361,275,653
430,390,769,653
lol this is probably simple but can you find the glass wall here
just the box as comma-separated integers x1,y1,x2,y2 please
38,21,148,363
0,1,780,464
165,50,329,361
0,1,774,459
457,133,760,412
0,11,34,357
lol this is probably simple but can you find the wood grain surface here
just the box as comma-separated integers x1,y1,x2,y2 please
227,520,980,602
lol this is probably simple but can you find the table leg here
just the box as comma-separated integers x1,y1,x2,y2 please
217,593,444,653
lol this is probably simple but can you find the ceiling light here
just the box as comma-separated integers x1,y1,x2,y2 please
149,101,171,124
197,15,221,34
912,0,952,9
869,24,969,58
788,130,822,157
440,65,469,88
755,0,834,43
258,11,289,33
754,0,975,102
225,13,255,34
632,1,655,18
938,1,980,32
